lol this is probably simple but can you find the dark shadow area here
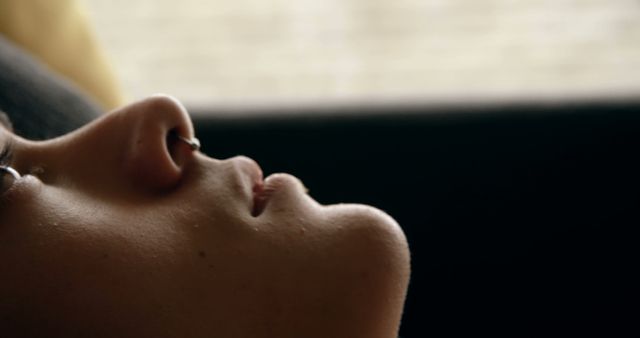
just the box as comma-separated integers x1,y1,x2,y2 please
192,99,640,337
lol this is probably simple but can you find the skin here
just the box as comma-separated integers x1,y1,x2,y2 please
0,95,410,338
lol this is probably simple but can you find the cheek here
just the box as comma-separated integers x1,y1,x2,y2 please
0,184,274,331
0,191,197,328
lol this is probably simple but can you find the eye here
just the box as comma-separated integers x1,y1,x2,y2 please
0,166,21,194
0,135,18,193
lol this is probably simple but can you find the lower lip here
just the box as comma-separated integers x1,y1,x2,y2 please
251,174,293,216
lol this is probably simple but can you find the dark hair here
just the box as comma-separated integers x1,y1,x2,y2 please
0,35,102,140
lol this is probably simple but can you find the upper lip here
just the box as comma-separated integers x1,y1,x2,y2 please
231,156,266,216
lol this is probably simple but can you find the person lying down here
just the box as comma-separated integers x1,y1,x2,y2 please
0,94,410,338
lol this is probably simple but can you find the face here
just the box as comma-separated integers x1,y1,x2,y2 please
0,95,409,338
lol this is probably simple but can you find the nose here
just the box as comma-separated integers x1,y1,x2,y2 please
30,95,198,194
119,95,197,191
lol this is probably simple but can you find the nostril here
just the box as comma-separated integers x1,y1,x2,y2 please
166,128,197,167
166,129,183,167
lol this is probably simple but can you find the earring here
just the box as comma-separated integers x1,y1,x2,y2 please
0,165,21,179
177,135,201,151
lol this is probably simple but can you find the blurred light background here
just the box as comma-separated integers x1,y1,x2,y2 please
83,0,640,110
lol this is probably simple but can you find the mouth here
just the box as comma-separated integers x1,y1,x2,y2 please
251,183,269,217
232,157,301,217
252,175,290,217
233,157,274,217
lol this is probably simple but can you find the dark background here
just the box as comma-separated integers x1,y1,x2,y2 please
193,99,640,337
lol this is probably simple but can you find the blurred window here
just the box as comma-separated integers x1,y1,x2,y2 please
84,0,640,109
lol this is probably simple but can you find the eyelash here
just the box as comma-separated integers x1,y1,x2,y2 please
0,139,14,167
